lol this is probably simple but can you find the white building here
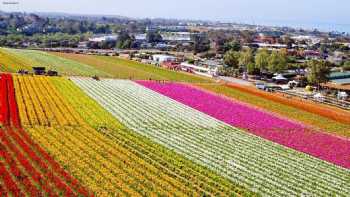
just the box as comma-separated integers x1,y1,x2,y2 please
161,32,192,42
152,55,176,63
135,34,147,41
89,35,118,42
291,35,322,45
180,62,218,78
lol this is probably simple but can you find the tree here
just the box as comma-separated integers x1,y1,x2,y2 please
220,50,241,76
191,33,210,53
146,31,162,43
238,48,254,69
282,36,295,48
217,66,238,77
224,50,240,68
223,41,241,52
246,63,259,75
319,44,328,55
208,30,230,53
116,31,134,49
307,60,331,87
343,61,350,71
268,50,287,73
255,48,269,73
240,30,254,43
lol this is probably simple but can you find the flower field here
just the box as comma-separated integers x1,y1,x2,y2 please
10,75,255,196
225,82,350,125
195,83,350,138
72,77,350,196
137,81,350,169
0,49,33,73
0,74,91,196
2,47,350,196
51,52,213,82
4,48,111,77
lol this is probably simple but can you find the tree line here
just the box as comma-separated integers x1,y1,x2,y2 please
221,47,332,87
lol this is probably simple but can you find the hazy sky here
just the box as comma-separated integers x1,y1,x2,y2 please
1,0,350,30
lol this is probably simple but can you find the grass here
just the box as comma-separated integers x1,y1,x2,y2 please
51,52,213,83
195,83,350,138
3,48,111,77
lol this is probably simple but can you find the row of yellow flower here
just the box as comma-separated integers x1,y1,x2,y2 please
13,75,83,127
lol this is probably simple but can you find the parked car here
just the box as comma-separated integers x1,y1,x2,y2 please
255,82,267,90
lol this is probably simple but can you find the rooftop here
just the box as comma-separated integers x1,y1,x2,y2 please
329,71,350,80
331,78,350,85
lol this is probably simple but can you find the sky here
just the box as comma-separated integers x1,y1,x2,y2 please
1,0,350,32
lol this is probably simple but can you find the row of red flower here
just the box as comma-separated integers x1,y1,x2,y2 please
0,73,92,196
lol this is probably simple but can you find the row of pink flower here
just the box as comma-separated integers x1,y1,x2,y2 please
136,81,350,169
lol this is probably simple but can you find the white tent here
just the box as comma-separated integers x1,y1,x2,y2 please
337,92,348,100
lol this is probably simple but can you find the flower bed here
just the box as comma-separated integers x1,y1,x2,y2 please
225,82,350,124
137,81,350,169
0,74,91,196
11,75,249,196
195,83,350,138
72,78,350,196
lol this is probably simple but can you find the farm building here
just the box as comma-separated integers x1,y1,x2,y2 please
152,54,176,63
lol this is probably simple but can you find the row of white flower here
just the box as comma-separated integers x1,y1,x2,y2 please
71,77,350,196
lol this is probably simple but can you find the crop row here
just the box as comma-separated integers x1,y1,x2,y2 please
195,83,350,138
13,75,253,196
13,75,84,127
71,77,350,196
137,81,350,169
225,82,350,125
0,74,91,196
